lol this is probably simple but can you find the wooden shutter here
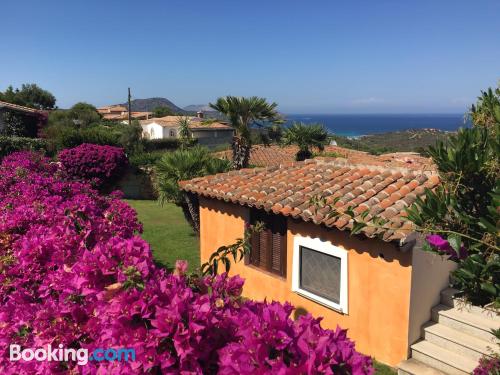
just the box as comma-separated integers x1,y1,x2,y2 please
248,210,287,277
259,229,270,269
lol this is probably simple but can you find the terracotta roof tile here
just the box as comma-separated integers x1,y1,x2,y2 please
0,100,42,114
140,116,232,130
181,159,439,242
214,144,436,171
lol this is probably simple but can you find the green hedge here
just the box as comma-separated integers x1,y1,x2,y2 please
50,127,121,151
143,138,181,151
0,136,50,159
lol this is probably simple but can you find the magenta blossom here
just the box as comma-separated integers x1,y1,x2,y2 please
426,234,468,261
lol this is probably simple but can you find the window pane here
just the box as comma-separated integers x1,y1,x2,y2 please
299,246,340,303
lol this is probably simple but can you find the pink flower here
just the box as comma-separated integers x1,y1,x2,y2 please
174,260,188,276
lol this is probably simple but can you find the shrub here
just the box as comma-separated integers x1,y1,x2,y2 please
47,126,122,151
405,85,500,307
407,124,499,306
128,150,165,168
0,136,49,159
58,143,128,188
156,146,231,232
473,356,500,375
143,138,182,151
0,151,373,374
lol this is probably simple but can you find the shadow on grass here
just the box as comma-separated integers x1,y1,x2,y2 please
153,258,174,273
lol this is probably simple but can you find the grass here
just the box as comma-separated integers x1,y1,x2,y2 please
374,360,397,374
126,199,200,271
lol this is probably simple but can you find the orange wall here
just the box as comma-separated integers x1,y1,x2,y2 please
199,197,413,366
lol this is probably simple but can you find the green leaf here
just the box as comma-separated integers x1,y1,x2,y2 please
447,234,462,256
422,242,434,253
480,282,497,296
478,217,497,233
351,222,367,235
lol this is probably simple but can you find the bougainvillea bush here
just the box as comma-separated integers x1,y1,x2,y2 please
0,151,373,374
473,356,500,375
57,143,128,188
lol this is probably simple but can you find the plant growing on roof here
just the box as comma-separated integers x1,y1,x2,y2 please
156,146,230,232
281,122,329,161
209,96,279,169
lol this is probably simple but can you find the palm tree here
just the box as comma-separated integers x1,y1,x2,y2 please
209,96,279,169
281,122,329,161
156,146,230,232
177,116,191,148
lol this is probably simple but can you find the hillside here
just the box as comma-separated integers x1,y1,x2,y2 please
119,97,186,113
332,128,452,154
183,104,214,112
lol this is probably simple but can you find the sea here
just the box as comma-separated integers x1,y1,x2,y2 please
284,114,470,137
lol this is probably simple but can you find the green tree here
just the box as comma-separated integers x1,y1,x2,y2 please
152,106,175,117
470,85,500,136
209,96,279,169
0,84,56,110
156,146,230,232
69,102,101,127
0,86,19,104
177,116,191,148
281,122,329,161
47,103,101,129
119,120,143,154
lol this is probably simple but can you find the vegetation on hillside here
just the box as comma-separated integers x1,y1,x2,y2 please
152,105,176,117
330,129,452,155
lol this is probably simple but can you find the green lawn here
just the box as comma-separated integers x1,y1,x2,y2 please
374,361,397,374
126,199,200,271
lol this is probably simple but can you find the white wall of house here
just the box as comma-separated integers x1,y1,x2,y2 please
407,235,457,346
141,122,178,140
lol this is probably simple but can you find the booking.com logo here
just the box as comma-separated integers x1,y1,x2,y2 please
9,344,135,366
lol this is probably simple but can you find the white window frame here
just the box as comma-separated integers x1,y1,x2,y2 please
292,235,348,314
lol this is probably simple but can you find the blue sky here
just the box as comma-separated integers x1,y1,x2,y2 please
1,0,499,113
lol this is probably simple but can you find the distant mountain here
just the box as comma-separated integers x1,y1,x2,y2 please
183,104,214,112
119,97,186,113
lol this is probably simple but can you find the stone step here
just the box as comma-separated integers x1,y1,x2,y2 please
432,304,499,343
440,288,461,307
398,358,446,375
423,322,497,362
411,340,477,375
441,288,500,321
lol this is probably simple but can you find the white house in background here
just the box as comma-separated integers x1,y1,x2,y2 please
139,112,234,147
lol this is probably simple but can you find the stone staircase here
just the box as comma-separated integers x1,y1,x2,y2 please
398,288,500,375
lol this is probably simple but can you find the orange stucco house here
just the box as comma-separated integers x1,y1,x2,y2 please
180,158,455,366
